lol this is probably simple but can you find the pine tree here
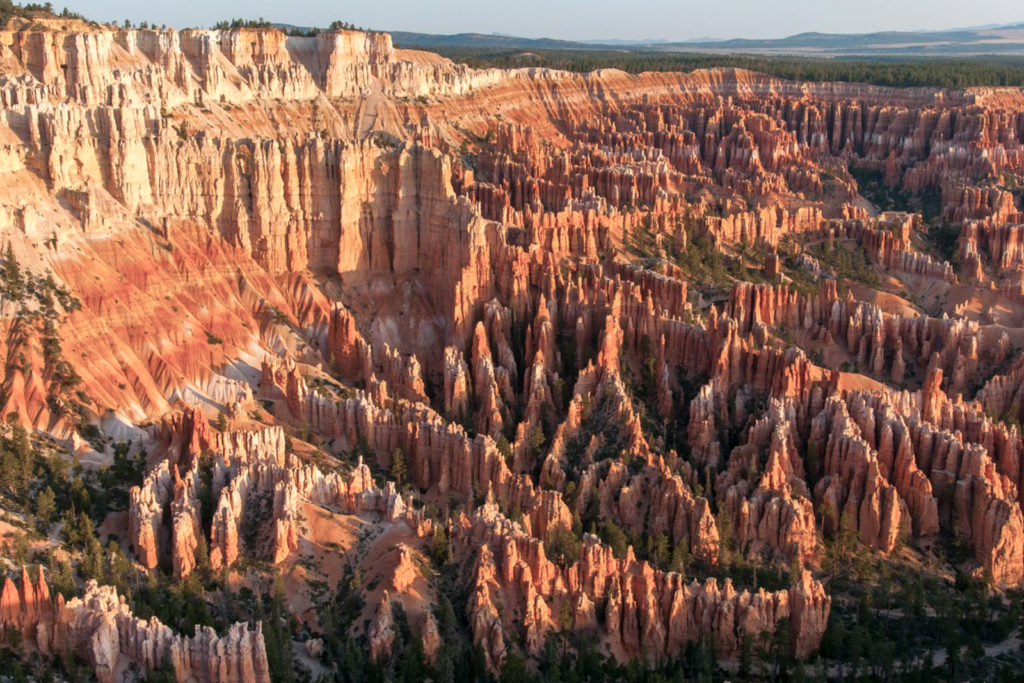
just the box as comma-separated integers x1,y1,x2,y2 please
600,520,629,559
0,422,33,495
390,447,407,490
35,486,56,531
3,243,24,300
263,575,295,682
76,513,105,581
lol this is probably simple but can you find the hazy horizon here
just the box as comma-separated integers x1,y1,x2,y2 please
55,0,1024,42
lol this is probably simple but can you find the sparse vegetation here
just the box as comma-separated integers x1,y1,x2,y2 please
211,17,272,30
3,13,1024,683
808,240,881,288
0,1,89,24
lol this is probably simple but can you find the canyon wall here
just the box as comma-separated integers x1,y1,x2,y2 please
2,15,1024,679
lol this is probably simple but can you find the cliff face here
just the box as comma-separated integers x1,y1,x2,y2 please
3,18,1020,432
4,15,1024,680
0,24,501,108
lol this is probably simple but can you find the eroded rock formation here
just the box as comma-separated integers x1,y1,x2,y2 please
0,569,269,683
4,12,1024,679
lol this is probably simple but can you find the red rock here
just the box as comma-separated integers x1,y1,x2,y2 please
1,570,269,683
8,16,1024,677
458,503,829,667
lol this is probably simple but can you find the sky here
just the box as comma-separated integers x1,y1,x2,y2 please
57,1,1024,42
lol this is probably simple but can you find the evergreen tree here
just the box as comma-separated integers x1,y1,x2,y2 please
390,447,408,490
35,486,56,531
0,423,34,496
500,650,530,683
3,243,24,300
262,576,295,683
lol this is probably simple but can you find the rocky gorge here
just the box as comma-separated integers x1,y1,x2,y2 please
0,6,1023,681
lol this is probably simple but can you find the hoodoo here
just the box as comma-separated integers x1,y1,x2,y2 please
1,3,1024,680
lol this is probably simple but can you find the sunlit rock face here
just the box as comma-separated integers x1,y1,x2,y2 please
5,10,1024,680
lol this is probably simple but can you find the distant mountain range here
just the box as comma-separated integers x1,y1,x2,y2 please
390,23,1024,57
388,32,585,50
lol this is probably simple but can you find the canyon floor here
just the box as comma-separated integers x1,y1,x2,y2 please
0,8,1024,683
